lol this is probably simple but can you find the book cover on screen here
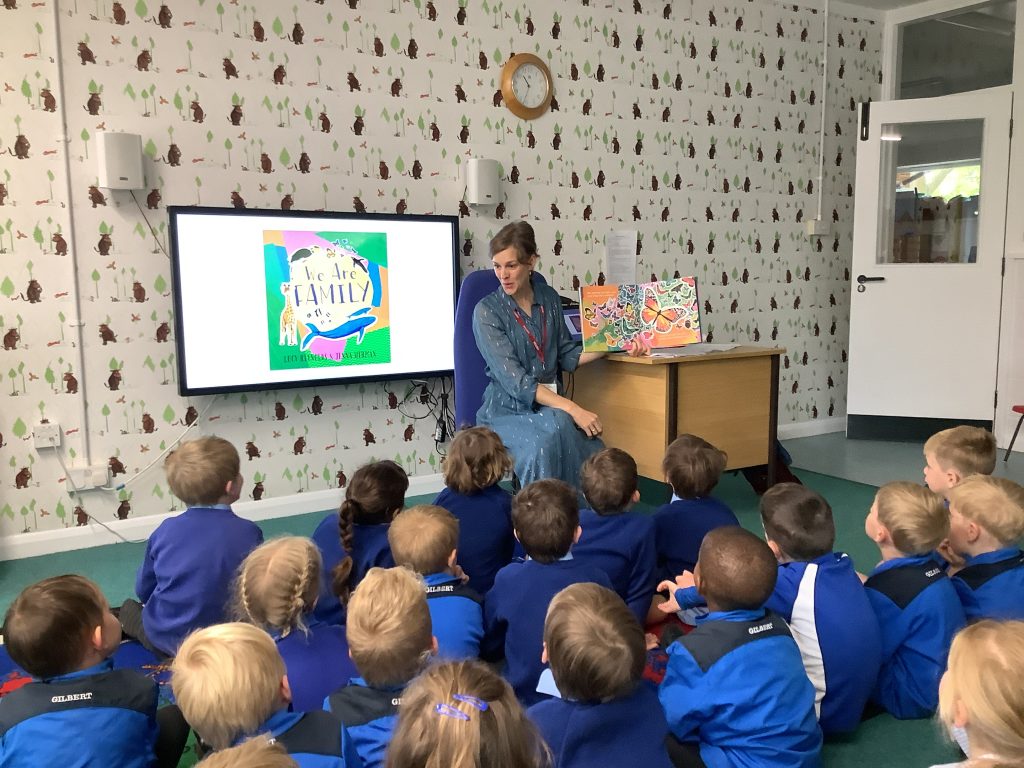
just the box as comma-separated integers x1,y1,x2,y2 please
580,277,701,352
264,230,391,370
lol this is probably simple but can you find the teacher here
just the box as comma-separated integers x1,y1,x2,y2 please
472,221,642,488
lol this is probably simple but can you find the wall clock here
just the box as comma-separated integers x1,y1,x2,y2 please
500,53,553,120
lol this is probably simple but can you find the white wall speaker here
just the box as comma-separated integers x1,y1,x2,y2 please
97,131,145,190
465,158,500,205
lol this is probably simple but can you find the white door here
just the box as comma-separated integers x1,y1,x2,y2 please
847,88,1012,430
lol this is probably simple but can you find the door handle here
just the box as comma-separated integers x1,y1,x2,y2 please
856,275,885,284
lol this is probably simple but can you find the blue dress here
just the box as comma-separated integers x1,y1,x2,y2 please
472,275,602,488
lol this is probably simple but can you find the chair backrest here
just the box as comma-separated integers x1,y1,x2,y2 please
453,270,546,428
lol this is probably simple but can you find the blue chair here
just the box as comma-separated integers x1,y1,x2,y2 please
453,270,546,428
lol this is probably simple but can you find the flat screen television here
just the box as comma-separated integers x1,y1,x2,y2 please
168,206,459,395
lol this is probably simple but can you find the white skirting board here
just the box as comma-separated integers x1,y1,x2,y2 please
778,417,846,441
0,473,447,563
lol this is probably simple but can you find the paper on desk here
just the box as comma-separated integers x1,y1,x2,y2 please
603,230,638,284
649,343,740,358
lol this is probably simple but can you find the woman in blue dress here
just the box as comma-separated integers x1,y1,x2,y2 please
472,222,645,488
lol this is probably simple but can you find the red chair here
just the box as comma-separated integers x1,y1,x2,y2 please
1006,405,1024,462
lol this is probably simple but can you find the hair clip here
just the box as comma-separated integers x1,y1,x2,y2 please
435,703,470,721
452,694,489,712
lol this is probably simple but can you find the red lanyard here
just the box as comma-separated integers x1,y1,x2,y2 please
512,304,546,366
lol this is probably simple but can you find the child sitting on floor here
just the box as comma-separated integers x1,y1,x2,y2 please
433,426,517,595
760,483,883,734
233,536,357,712
945,475,1024,621
931,620,1024,768
923,426,997,496
311,459,408,626
657,526,822,768
388,504,484,659
325,566,437,768
527,583,672,768
0,575,183,768
864,481,966,719
121,436,263,656
172,622,360,767
199,737,298,768
386,659,551,768
571,448,657,625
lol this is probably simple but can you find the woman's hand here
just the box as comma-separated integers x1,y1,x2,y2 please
625,335,652,357
570,403,602,438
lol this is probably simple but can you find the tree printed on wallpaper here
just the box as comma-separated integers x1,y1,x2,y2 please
0,0,879,534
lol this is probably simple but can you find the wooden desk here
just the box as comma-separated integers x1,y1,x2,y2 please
572,346,785,483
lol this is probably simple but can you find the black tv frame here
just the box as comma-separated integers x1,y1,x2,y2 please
167,205,460,396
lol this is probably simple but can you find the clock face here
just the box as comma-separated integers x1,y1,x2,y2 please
511,63,547,109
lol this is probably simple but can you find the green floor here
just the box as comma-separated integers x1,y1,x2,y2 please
0,470,960,767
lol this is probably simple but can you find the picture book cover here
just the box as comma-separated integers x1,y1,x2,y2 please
580,277,701,352
263,230,390,371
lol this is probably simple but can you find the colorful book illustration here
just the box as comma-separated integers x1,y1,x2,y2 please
264,230,391,371
580,277,701,352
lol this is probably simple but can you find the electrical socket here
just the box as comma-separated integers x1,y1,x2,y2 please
66,465,110,494
33,421,62,450
805,219,831,237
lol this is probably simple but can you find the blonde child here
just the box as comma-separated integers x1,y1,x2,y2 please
0,575,184,768
386,659,551,768
325,567,437,768
863,482,966,719
311,459,409,625
121,436,263,656
198,737,298,768
527,584,672,768
923,426,997,495
233,536,357,712
171,622,360,767
932,620,1024,768
945,476,1024,621
433,427,516,595
388,505,484,658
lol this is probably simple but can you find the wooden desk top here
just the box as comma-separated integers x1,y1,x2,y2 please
600,345,786,366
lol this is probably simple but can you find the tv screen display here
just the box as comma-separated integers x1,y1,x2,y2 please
168,206,459,395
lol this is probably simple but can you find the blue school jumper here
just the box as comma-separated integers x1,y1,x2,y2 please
423,572,484,659
528,681,673,768
136,505,263,654
311,515,395,626
573,509,657,624
0,659,159,768
433,484,515,595
765,553,883,734
246,708,362,768
483,557,613,705
865,555,966,719
653,497,739,579
275,621,358,713
324,678,403,768
658,609,822,768
951,547,1024,621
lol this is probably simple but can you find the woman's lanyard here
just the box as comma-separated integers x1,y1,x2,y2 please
512,304,546,366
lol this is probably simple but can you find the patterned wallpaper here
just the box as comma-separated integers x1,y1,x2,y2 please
0,0,880,535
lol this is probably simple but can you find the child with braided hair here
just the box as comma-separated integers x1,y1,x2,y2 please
311,460,409,625
233,537,357,712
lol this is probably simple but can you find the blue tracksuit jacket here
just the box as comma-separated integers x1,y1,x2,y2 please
0,659,158,768
246,708,362,768
528,681,673,768
572,509,657,624
865,554,966,719
658,609,822,768
483,557,612,705
136,505,263,654
275,620,358,713
653,497,739,579
324,677,403,768
311,515,395,626
951,547,1024,622
433,484,515,595
765,553,883,734
423,572,484,659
